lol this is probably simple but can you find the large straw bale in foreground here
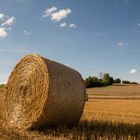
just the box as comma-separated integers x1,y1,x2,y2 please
5,54,85,129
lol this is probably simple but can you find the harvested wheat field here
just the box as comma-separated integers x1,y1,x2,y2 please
0,84,140,140
83,85,140,124
82,99,140,124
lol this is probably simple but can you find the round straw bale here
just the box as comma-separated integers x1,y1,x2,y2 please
5,54,85,129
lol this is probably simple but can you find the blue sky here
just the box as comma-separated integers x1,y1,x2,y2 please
0,0,140,83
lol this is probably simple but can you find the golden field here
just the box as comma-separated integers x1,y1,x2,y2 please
83,84,140,124
0,84,140,140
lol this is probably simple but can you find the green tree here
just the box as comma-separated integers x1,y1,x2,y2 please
102,73,114,85
114,78,121,83
92,76,100,87
85,76,93,88
103,73,111,85
110,77,114,85
130,82,138,84
98,79,104,86
122,80,130,84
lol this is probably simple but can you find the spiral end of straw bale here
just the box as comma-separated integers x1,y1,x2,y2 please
5,54,85,129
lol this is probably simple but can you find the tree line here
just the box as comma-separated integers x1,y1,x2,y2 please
85,73,138,88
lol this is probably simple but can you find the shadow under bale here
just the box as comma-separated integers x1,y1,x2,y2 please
37,120,140,140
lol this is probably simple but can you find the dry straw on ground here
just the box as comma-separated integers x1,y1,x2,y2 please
4,54,85,130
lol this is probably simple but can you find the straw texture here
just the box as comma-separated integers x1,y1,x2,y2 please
5,54,85,129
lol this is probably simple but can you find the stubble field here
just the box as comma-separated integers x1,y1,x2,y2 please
84,84,140,124
0,84,140,140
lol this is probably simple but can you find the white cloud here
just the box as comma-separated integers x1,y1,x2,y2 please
117,42,125,48
43,6,58,17
0,13,15,39
60,22,67,27
0,13,4,20
60,22,77,29
24,30,31,36
129,69,138,75
69,23,77,28
43,6,77,29
138,23,140,26
51,8,71,22
0,27,8,38
1,16,15,26
43,7,72,22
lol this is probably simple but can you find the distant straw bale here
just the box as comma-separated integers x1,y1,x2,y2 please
4,54,85,130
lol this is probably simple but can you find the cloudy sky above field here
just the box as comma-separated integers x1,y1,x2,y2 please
0,0,140,83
